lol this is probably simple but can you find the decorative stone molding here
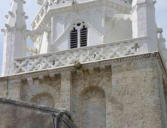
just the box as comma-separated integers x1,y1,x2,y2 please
32,0,131,30
0,52,161,82
13,37,148,74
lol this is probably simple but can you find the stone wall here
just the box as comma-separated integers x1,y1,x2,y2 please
111,60,162,128
0,98,76,128
0,99,54,128
0,53,166,128
71,57,164,128
20,75,61,108
71,67,112,128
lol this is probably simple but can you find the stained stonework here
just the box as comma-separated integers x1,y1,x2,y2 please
1,0,166,127
20,75,61,108
0,98,76,128
71,68,112,128
0,53,167,128
111,60,162,128
70,54,166,128
0,101,53,128
31,92,54,107
80,86,106,128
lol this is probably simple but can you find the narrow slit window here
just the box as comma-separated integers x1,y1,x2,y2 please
80,25,87,47
70,28,78,49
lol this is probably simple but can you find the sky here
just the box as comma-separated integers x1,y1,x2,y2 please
0,0,167,74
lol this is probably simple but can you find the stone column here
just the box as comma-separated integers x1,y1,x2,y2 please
60,71,72,111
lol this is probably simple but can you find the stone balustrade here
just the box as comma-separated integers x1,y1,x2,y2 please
13,37,148,74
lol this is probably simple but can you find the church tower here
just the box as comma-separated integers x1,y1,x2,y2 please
1,0,27,76
0,0,167,128
132,0,157,51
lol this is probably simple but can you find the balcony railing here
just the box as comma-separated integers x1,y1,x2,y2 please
13,37,148,74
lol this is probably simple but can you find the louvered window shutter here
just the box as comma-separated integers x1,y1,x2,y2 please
70,28,78,49
80,25,87,47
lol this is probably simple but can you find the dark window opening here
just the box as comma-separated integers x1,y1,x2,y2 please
70,28,78,49
77,23,81,26
80,26,87,47
70,22,88,49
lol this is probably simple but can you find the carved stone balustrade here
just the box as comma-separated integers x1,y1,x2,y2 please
13,37,148,74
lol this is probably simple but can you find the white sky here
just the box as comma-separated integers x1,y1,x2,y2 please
0,0,167,73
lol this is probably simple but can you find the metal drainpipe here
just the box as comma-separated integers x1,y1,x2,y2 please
52,112,60,128
56,112,63,128
53,111,72,128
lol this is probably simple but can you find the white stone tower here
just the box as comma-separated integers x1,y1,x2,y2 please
1,0,27,76
0,0,167,128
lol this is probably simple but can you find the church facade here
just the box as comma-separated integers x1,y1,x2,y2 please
0,0,167,128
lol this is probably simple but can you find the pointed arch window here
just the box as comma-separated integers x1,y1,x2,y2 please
70,22,88,49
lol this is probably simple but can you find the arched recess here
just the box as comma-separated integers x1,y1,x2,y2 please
80,86,106,128
31,92,54,107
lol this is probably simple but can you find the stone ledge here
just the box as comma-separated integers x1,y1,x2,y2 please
0,52,162,80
